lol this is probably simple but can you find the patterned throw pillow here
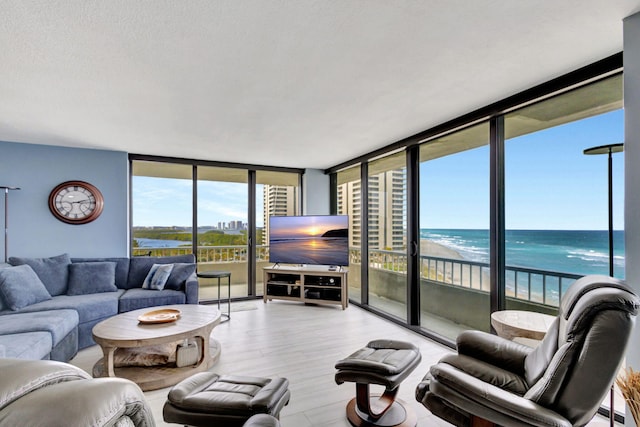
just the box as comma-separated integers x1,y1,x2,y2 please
164,263,196,290
142,264,174,291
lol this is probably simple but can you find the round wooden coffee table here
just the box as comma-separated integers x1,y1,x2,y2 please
92,304,221,391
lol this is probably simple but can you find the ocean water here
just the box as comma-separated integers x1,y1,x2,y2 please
135,238,188,248
421,229,625,278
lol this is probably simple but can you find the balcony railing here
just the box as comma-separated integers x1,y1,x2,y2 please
133,245,581,307
361,248,581,307
132,245,269,263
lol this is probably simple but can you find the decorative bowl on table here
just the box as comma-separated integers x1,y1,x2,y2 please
138,308,181,324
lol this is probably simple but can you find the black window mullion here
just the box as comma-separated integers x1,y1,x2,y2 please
248,170,256,296
490,116,506,316
361,162,369,305
406,146,420,325
192,165,198,259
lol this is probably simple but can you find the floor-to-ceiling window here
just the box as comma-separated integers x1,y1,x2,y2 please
336,165,362,303
504,74,624,313
367,152,407,320
131,161,193,256
196,166,249,301
131,156,302,300
329,62,623,421
256,170,300,296
418,122,490,339
504,74,624,417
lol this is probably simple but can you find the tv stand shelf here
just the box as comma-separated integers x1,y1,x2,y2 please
263,266,348,310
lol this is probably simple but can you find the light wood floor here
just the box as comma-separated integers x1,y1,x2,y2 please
70,300,611,427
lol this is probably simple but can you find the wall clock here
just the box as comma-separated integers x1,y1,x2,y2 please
48,181,104,224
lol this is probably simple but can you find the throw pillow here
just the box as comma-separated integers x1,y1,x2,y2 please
67,262,118,296
127,255,195,289
8,253,71,296
142,264,174,290
165,263,196,290
0,265,52,310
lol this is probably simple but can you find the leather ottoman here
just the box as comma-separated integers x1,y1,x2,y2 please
163,372,290,427
335,339,422,427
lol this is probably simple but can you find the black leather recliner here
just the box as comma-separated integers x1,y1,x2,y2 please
416,274,639,427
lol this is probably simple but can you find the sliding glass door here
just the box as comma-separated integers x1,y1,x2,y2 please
419,122,490,339
196,166,249,301
336,165,362,303
367,152,407,320
256,170,300,295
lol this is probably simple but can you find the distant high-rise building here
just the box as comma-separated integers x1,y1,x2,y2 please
228,220,245,230
263,185,298,243
337,169,406,251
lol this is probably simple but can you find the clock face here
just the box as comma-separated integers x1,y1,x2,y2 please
48,181,104,224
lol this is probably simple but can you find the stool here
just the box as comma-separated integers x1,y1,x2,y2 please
163,372,290,427
196,270,231,322
335,339,422,427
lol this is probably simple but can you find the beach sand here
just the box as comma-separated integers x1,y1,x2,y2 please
420,239,463,260
421,239,490,291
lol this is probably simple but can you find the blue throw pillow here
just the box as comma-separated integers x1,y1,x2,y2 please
165,263,196,290
142,264,174,291
0,265,52,310
127,255,195,289
67,262,118,296
8,253,71,296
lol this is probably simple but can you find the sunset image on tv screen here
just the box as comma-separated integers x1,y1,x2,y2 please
269,215,349,266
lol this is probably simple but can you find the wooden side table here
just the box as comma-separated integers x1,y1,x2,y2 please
197,270,231,323
490,310,555,341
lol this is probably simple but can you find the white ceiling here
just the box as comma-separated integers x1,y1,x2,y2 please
2,1,639,170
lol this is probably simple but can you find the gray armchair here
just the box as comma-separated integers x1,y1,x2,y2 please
0,358,155,426
416,275,639,427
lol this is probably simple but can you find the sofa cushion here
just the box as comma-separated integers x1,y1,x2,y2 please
8,254,71,296
0,332,53,360
127,255,195,289
67,262,118,296
71,257,130,289
0,265,52,310
166,263,197,290
142,263,174,290
118,288,186,313
0,309,78,346
2,292,122,324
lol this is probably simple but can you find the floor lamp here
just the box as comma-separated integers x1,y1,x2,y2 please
583,142,624,426
1,186,21,263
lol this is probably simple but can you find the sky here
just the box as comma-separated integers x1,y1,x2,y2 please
420,109,624,230
132,178,263,227
133,109,624,231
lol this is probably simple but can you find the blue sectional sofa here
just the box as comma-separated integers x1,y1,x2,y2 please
0,253,198,362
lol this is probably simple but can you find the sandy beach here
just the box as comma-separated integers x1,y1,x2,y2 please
420,239,463,260
420,239,490,291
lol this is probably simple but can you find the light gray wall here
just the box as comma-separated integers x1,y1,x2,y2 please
302,168,330,215
0,141,128,259
624,11,640,427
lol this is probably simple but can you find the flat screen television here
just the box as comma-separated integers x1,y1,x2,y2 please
268,215,349,266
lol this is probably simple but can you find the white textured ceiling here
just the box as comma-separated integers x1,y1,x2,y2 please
1,1,639,169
